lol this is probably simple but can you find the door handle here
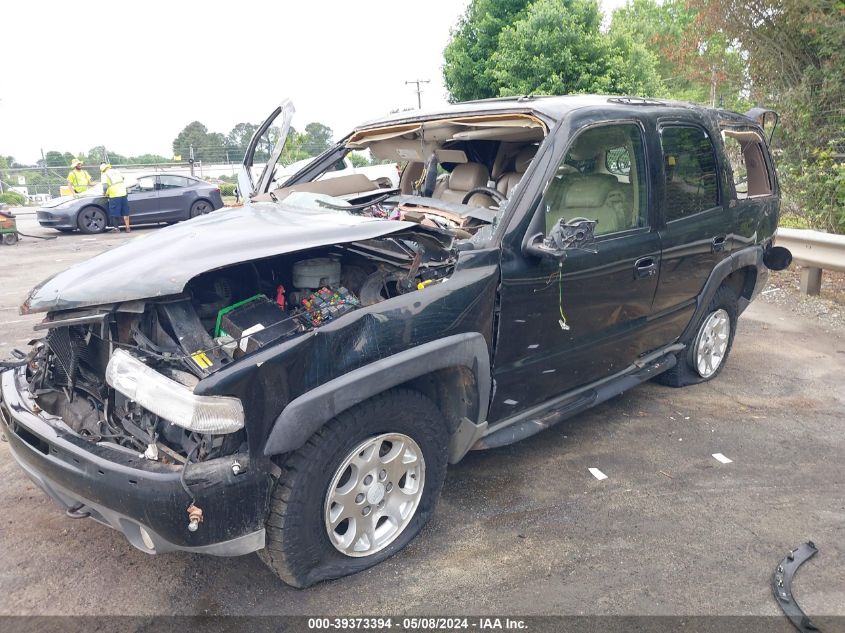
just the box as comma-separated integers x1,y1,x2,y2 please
634,256,657,279
711,235,727,253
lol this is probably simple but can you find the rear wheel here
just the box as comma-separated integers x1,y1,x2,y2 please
656,285,738,387
77,206,107,234
259,388,448,587
189,200,212,218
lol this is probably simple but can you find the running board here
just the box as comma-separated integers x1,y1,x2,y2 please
473,352,678,451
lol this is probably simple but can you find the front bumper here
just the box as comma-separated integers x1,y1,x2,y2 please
0,367,271,557
36,209,76,229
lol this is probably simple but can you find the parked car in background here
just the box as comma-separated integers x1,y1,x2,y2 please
36,174,224,234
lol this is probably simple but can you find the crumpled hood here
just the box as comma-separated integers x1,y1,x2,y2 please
23,202,418,315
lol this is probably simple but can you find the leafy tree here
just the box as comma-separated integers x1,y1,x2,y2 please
302,122,333,155
128,153,170,165
492,0,664,97
609,0,747,108
688,0,845,231
443,0,533,101
43,151,76,168
172,121,226,163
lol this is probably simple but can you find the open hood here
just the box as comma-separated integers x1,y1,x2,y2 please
21,203,421,315
238,100,295,201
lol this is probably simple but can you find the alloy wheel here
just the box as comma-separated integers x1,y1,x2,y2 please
324,433,425,557
694,308,730,378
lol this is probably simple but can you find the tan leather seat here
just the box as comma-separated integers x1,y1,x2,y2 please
496,146,537,197
433,163,495,207
545,174,628,235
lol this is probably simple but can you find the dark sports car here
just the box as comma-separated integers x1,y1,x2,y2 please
36,174,224,234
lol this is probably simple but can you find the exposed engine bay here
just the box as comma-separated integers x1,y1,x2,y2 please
23,231,456,465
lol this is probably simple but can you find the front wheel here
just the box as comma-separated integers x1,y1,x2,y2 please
77,206,108,234
259,388,448,587
656,285,738,387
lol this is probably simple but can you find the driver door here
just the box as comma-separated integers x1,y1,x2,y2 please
126,176,160,222
490,121,663,422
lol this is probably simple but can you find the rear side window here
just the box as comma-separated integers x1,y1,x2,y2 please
159,175,190,189
660,125,719,221
722,129,773,198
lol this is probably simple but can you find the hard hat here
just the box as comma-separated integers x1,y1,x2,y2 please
70,159,82,168
100,163,110,173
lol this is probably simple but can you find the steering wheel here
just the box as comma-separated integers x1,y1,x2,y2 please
461,186,507,206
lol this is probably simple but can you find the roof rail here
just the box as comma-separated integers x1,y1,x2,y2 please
607,97,665,106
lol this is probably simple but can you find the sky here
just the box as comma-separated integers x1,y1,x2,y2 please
1,0,629,165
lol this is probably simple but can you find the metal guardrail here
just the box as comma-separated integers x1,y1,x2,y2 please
775,227,845,295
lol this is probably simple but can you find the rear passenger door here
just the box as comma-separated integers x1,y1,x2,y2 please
651,123,732,341
158,175,193,220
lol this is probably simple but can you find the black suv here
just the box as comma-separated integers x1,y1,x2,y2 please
0,96,790,587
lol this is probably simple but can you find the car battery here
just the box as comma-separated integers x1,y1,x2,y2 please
218,295,299,355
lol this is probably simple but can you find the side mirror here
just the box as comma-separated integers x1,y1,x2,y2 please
523,232,567,260
523,217,598,260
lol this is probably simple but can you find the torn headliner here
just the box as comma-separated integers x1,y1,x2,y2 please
22,203,427,315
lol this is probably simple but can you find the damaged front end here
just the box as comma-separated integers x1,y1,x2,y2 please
1,214,461,555
23,226,456,464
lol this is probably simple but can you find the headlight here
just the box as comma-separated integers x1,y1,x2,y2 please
106,349,244,434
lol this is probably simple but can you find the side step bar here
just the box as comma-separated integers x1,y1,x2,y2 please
473,351,678,450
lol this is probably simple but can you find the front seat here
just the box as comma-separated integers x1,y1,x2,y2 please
496,146,537,197
545,174,626,235
433,163,495,207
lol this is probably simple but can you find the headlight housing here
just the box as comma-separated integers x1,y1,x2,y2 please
106,349,244,434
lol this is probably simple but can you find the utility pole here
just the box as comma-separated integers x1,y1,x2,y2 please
405,79,430,109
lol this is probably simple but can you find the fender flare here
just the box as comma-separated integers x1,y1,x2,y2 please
263,332,491,456
679,245,764,343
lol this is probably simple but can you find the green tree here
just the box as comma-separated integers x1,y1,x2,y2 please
443,0,533,101
301,122,333,155
609,0,747,108
689,0,845,231
491,0,664,97
172,121,226,163
43,151,75,167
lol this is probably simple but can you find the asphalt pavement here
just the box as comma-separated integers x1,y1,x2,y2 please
0,214,843,620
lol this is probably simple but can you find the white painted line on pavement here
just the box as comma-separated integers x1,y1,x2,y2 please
588,468,608,481
712,453,733,464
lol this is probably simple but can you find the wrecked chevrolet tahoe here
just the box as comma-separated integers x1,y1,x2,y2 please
0,96,790,587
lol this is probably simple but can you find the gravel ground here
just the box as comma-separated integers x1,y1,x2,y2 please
0,217,843,621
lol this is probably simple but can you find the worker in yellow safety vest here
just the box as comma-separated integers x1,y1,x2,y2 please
100,163,131,232
66,159,93,194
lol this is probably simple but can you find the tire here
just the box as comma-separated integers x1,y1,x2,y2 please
77,206,108,234
656,285,738,387
259,388,449,588
2,233,17,245
189,199,212,218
